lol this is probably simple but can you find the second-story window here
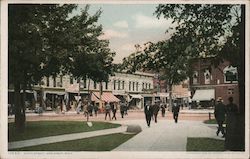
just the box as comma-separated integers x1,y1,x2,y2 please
105,82,108,90
46,76,50,87
53,76,56,87
193,71,198,84
142,82,144,90
149,83,151,89
136,82,139,91
84,79,87,88
118,80,120,90
70,76,73,84
60,75,63,87
113,80,116,90
204,69,210,84
145,83,148,89
129,81,131,91
132,82,135,91
94,81,97,89
223,66,238,83
122,81,125,90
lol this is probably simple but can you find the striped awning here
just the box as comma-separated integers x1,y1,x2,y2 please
92,92,120,103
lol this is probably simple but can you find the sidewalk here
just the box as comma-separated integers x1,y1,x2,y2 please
8,125,127,150
112,120,223,151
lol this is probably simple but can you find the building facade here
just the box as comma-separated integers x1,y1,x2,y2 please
190,58,239,108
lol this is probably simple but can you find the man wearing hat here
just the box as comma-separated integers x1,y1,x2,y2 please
214,97,226,137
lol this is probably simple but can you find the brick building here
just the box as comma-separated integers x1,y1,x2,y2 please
190,57,239,108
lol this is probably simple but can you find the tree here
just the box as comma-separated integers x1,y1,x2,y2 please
155,4,245,150
8,4,114,132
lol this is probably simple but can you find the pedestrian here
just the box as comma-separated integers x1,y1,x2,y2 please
93,103,99,117
225,97,238,150
124,102,128,115
144,101,153,127
172,103,180,123
111,102,118,120
87,102,93,116
120,101,126,118
161,103,166,117
105,102,111,120
214,97,226,137
152,100,160,123
76,99,82,114
83,100,89,121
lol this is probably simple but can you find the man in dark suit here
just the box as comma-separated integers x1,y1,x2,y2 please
172,103,180,123
214,97,226,137
144,101,153,127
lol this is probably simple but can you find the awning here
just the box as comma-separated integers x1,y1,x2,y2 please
192,89,215,101
130,94,143,99
92,92,120,103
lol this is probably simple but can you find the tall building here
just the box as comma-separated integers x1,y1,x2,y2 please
190,57,239,108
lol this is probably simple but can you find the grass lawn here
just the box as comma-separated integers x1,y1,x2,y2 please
203,119,217,124
11,133,135,151
9,121,120,142
186,137,225,151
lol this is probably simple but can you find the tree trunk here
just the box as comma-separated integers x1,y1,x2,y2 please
14,83,25,133
168,84,173,112
225,5,245,151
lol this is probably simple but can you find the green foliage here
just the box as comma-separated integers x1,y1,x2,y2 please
11,133,136,151
186,137,225,151
8,121,120,142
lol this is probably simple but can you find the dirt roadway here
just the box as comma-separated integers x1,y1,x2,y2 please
8,111,214,123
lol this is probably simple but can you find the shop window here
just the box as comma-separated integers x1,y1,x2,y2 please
223,66,238,83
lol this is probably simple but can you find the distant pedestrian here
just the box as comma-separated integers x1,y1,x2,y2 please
120,101,126,118
214,97,226,137
161,103,166,117
105,102,111,120
124,103,128,115
93,104,99,117
87,102,93,116
76,99,82,114
144,101,153,127
172,103,180,123
111,102,118,120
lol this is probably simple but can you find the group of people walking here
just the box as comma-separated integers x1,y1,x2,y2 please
214,96,238,138
104,101,128,120
144,100,179,127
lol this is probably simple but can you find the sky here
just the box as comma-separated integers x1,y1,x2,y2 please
73,4,174,64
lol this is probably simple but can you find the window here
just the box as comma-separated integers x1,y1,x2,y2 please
118,80,120,90
228,88,234,95
105,82,108,90
204,69,210,84
129,81,131,91
94,81,97,89
223,66,238,83
46,76,50,87
122,81,125,90
113,80,116,90
132,82,135,91
149,83,151,89
193,71,198,84
70,76,73,84
53,76,56,87
136,82,139,91
84,79,87,88
60,75,63,87
145,83,148,89
142,83,144,89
